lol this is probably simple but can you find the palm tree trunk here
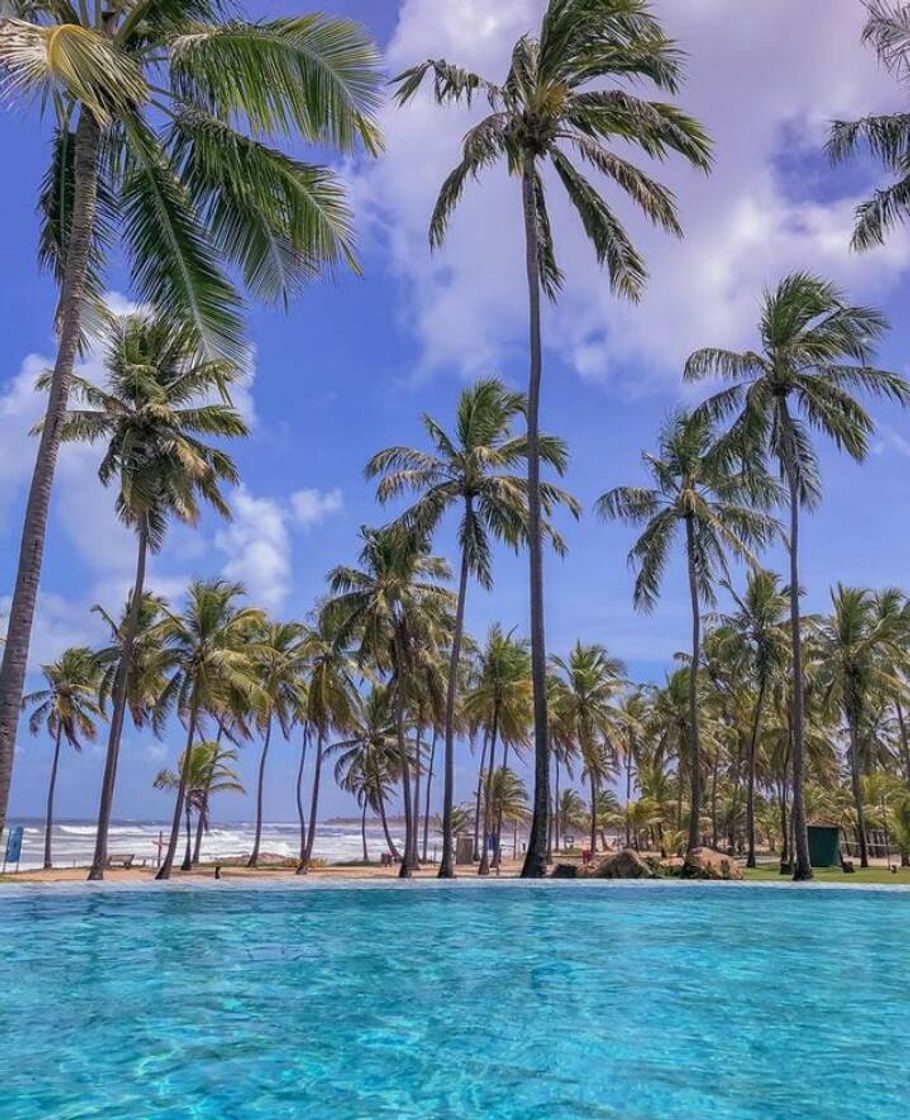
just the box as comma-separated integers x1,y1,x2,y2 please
710,756,719,849
391,639,415,879
589,770,598,856
473,731,489,861
493,744,510,869
299,729,325,874
296,723,309,864
440,531,471,877
625,751,633,848
478,709,499,877
378,794,401,861
361,799,369,863
551,755,561,857
412,725,422,869
0,111,101,838
423,730,436,862
781,426,812,880
778,776,790,872
247,715,272,868
88,523,148,880
519,154,550,879
746,681,766,868
684,516,702,852
848,717,869,868
43,724,64,870
183,802,193,871
156,709,198,880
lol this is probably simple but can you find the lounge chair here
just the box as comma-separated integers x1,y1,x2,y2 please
105,853,135,870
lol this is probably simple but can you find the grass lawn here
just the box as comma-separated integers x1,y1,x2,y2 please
744,864,910,885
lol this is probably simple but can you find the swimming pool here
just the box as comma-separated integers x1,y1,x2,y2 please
1,881,907,1118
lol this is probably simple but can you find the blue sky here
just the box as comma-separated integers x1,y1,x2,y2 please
4,0,910,824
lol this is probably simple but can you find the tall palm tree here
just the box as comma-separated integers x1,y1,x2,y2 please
598,410,778,851
487,767,529,861
247,620,305,868
154,580,264,879
818,585,909,867
462,626,532,876
828,1,910,249
394,0,711,878
0,4,382,835
327,526,453,877
685,272,909,878
22,647,103,869
154,739,244,870
549,642,625,856
366,377,577,877
52,312,247,880
297,606,359,873
715,570,790,866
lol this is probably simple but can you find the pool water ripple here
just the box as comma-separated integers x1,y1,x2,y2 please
0,883,907,1119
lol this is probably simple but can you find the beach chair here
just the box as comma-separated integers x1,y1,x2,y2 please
105,853,135,870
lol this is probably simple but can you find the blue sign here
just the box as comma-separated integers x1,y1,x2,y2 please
4,826,23,866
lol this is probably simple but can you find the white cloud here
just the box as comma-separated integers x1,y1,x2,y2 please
215,485,293,611
291,487,344,528
0,591,105,668
361,0,910,390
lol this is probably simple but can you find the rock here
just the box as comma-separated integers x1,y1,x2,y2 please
681,847,743,881
550,862,580,879
660,856,685,876
590,848,655,879
842,860,855,874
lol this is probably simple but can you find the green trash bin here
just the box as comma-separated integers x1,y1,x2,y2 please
807,823,841,868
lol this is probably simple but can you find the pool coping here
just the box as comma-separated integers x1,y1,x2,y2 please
2,875,909,899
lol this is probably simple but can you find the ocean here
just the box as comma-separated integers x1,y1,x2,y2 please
5,819,424,871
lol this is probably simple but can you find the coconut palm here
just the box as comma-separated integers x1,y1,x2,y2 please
51,311,247,879
487,767,529,861
153,580,264,879
394,0,711,878
153,739,244,869
557,788,588,846
247,621,306,868
366,377,577,877
685,272,909,878
327,526,453,877
0,4,382,834
715,570,790,866
328,684,407,863
817,585,910,867
598,410,778,850
297,607,359,873
462,626,532,875
549,642,625,855
22,647,103,869
828,1,910,250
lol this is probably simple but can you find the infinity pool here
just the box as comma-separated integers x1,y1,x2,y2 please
1,882,907,1119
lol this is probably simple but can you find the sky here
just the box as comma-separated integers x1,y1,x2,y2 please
4,0,910,825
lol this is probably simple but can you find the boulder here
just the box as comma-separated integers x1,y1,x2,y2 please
660,856,685,876
590,848,655,879
681,847,743,881
550,862,580,879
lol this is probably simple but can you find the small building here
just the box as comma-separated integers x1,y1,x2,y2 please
807,820,842,868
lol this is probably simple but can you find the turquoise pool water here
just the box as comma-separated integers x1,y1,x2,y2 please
1,882,908,1119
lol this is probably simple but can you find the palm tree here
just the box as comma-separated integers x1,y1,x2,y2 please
52,312,247,880
297,607,359,873
598,410,778,851
394,0,711,878
549,642,625,856
154,580,264,879
462,626,532,876
716,570,790,866
154,739,244,869
487,767,529,861
0,4,382,835
828,1,910,249
818,585,909,867
557,788,587,846
22,647,103,869
327,526,452,877
367,377,576,877
247,621,305,868
328,684,406,863
685,272,909,878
